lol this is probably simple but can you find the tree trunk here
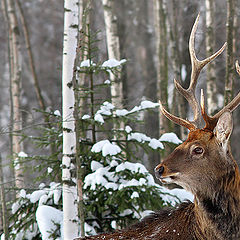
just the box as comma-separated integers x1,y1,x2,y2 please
62,0,79,238
225,0,235,105
73,1,92,237
78,0,90,119
102,0,122,110
205,0,217,114
154,0,170,135
0,156,9,240
15,0,46,112
5,0,24,190
168,0,187,140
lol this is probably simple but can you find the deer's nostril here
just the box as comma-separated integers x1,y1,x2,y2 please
155,165,165,178
158,166,164,175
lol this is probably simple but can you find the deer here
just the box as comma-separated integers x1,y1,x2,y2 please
76,14,240,240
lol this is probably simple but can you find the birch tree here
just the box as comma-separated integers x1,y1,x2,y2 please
62,0,79,238
154,0,170,135
205,0,217,114
5,0,24,190
102,0,122,108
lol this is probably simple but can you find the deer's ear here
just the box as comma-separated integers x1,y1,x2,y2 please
215,111,233,152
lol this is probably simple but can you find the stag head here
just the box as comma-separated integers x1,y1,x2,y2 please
155,14,240,197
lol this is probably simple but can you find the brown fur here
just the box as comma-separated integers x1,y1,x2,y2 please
79,202,201,240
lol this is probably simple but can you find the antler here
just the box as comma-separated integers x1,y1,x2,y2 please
201,60,240,131
160,14,227,131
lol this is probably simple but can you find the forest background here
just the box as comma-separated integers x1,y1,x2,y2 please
0,0,239,239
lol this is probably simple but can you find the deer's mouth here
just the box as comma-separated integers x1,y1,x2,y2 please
159,172,180,184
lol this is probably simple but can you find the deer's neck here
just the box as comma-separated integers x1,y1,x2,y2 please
195,168,240,240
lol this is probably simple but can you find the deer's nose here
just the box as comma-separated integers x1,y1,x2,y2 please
155,165,165,178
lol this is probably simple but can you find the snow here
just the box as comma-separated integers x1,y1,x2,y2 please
36,205,63,240
110,159,118,167
84,156,193,211
91,161,103,171
102,142,121,156
127,132,151,142
115,100,159,117
53,188,61,205
119,209,133,217
116,162,148,174
82,114,90,120
128,106,141,114
95,102,115,117
80,59,96,67
91,140,109,153
91,140,121,156
102,58,126,68
149,138,164,149
12,202,21,214
97,107,112,116
131,191,139,199
84,160,156,192
39,183,46,189
19,189,26,198
125,125,132,133
181,64,187,81
15,183,63,215
39,194,48,206
126,131,181,150
53,110,61,116
84,167,111,190
30,190,46,203
140,100,159,109
120,59,127,64
103,101,115,110
115,109,129,116
4,223,39,240
94,113,104,124
97,108,111,116
111,221,117,229
119,179,142,190
159,132,182,144
9,95,189,239
139,210,154,219
105,182,118,191
18,151,28,157
217,93,224,108
104,79,111,84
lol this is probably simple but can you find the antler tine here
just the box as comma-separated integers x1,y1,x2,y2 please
159,101,196,131
160,14,227,132
200,89,217,130
201,60,240,131
175,13,227,128
212,61,240,118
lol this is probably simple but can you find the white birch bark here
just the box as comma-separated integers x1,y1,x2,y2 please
62,0,79,238
6,0,24,189
102,0,122,108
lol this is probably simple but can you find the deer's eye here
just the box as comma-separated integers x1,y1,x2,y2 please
192,147,203,155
